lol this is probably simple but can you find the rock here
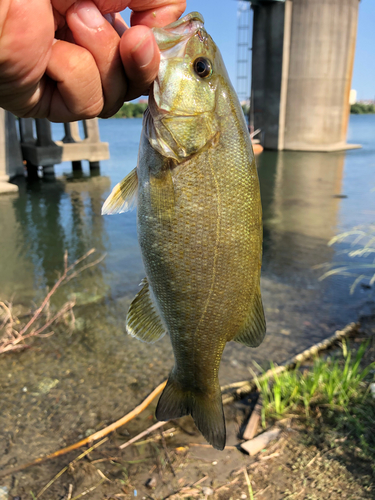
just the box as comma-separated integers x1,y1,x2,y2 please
243,398,262,440
201,486,214,496
175,446,189,454
74,317,85,331
0,486,9,500
145,477,157,489
36,378,59,395
241,427,281,456
69,462,101,492
69,291,105,306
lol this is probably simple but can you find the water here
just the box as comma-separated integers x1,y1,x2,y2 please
1,115,375,464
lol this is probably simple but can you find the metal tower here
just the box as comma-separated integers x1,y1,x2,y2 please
236,1,252,103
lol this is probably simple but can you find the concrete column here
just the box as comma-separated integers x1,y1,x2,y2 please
284,0,360,151
0,109,24,192
21,118,63,175
83,118,100,143
0,108,6,181
19,118,35,144
56,118,109,166
277,0,293,151
252,1,286,150
63,122,81,143
251,0,361,152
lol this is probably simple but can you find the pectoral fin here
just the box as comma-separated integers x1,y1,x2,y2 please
149,168,175,222
232,286,266,347
126,278,167,343
101,168,138,215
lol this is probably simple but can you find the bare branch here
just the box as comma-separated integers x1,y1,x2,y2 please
0,249,104,355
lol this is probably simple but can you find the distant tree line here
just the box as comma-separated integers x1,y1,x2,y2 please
114,102,148,118
350,102,375,114
242,104,250,117
113,101,375,118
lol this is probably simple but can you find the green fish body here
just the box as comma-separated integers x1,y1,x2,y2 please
102,12,266,450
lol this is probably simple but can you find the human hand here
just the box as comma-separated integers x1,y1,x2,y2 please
0,0,185,122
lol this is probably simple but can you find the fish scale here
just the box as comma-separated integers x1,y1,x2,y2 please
102,12,265,450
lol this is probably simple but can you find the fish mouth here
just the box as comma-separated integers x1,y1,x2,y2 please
152,12,205,59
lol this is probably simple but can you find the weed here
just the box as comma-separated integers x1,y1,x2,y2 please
254,341,375,457
317,223,375,293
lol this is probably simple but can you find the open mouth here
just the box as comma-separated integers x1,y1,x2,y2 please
152,12,205,60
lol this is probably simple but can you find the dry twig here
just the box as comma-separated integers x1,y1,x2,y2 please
119,420,166,449
70,479,105,500
0,248,105,354
36,438,108,499
0,381,167,479
222,322,359,404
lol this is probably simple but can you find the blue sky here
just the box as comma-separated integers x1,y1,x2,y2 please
122,0,374,100
352,0,375,100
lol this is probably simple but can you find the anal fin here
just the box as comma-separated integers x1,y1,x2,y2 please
232,286,266,347
102,168,138,215
126,278,167,343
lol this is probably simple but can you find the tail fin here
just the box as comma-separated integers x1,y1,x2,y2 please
155,373,226,450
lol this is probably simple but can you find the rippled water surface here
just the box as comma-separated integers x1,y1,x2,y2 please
1,115,375,462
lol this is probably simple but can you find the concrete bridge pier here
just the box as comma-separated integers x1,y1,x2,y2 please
250,0,361,151
0,110,110,191
0,109,24,193
19,117,38,180
57,119,109,174
63,123,83,173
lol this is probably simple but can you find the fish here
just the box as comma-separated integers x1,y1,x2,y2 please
102,12,266,450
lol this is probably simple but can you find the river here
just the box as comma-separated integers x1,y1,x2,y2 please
0,114,374,466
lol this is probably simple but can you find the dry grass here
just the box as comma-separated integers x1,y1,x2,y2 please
0,248,105,354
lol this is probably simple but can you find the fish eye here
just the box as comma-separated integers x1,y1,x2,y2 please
193,57,212,79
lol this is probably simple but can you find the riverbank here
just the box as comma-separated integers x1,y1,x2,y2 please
1,114,375,500
1,316,374,500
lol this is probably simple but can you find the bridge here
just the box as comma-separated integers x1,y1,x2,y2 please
0,0,362,193
0,109,109,193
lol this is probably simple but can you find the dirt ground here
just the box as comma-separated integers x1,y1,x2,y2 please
1,317,374,500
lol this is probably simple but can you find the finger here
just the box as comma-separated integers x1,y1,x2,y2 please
129,0,186,27
66,0,127,118
0,0,54,115
112,12,128,36
52,0,131,17
104,12,129,36
40,39,103,121
52,0,185,23
119,25,160,101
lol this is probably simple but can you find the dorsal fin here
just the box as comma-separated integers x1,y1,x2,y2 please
126,278,167,344
102,168,138,215
232,286,266,347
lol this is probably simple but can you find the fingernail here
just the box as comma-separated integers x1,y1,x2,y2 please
74,0,105,30
132,32,155,68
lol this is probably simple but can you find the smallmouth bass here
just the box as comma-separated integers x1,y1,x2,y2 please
102,12,266,450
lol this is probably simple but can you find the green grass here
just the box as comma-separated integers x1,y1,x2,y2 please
253,341,375,456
